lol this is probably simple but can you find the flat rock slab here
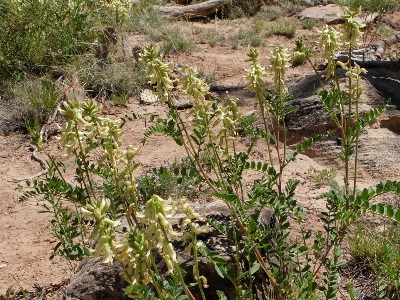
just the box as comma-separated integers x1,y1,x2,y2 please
298,4,378,25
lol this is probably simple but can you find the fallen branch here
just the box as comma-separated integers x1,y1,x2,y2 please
153,0,231,19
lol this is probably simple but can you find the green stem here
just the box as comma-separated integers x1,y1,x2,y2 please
158,217,196,300
334,74,350,200
143,255,164,299
169,102,219,194
206,127,228,191
259,102,274,167
174,260,197,300
306,56,325,91
192,233,207,300
74,125,96,201
353,79,360,197
232,138,245,202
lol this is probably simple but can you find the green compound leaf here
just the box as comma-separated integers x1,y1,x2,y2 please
285,132,328,165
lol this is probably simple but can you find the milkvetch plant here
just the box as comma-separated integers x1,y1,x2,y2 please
20,8,400,300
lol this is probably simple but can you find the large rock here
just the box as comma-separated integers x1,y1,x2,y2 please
63,257,128,300
179,200,275,300
298,4,378,25
284,71,385,135
62,201,275,300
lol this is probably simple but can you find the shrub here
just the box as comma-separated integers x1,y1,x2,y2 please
291,37,314,66
160,29,195,55
201,29,226,48
346,221,400,298
255,6,285,21
71,56,147,100
0,0,130,79
126,6,167,35
308,167,338,187
279,0,305,14
8,77,61,130
268,19,297,38
137,161,202,201
301,18,317,29
231,23,264,48
225,0,265,18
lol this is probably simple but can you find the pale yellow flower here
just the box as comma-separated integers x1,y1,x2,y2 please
140,46,174,102
270,46,290,94
244,48,267,108
319,25,342,79
340,7,365,49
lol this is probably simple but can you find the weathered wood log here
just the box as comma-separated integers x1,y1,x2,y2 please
153,0,231,19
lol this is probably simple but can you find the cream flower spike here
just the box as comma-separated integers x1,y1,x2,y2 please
319,25,342,79
270,46,290,95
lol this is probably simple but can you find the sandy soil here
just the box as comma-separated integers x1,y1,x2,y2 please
1,6,400,298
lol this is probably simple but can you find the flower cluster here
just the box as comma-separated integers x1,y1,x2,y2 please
58,100,123,155
270,46,291,95
340,7,365,49
214,96,241,150
82,198,120,264
140,46,174,102
116,228,151,284
105,0,131,19
244,48,267,108
139,195,180,272
115,196,207,285
180,65,210,104
59,99,141,186
319,25,342,79
346,63,367,102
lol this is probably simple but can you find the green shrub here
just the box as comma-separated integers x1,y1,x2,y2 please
225,0,265,18
231,25,263,48
268,19,297,38
279,0,305,14
291,37,313,66
0,0,130,78
255,6,284,21
377,25,394,38
126,6,167,35
9,77,61,129
308,167,338,187
18,8,400,300
347,222,400,264
71,56,147,100
201,29,226,48
160,29,195,55
346,222,400,298
301,18,317,29
137,160,202,201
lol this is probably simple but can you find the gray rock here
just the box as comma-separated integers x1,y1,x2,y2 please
284,71,385,135
298,4,379,25
298,4,343,24
170,93,193,109
176,200,275,300
63,201,275,300
63,257,128,300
